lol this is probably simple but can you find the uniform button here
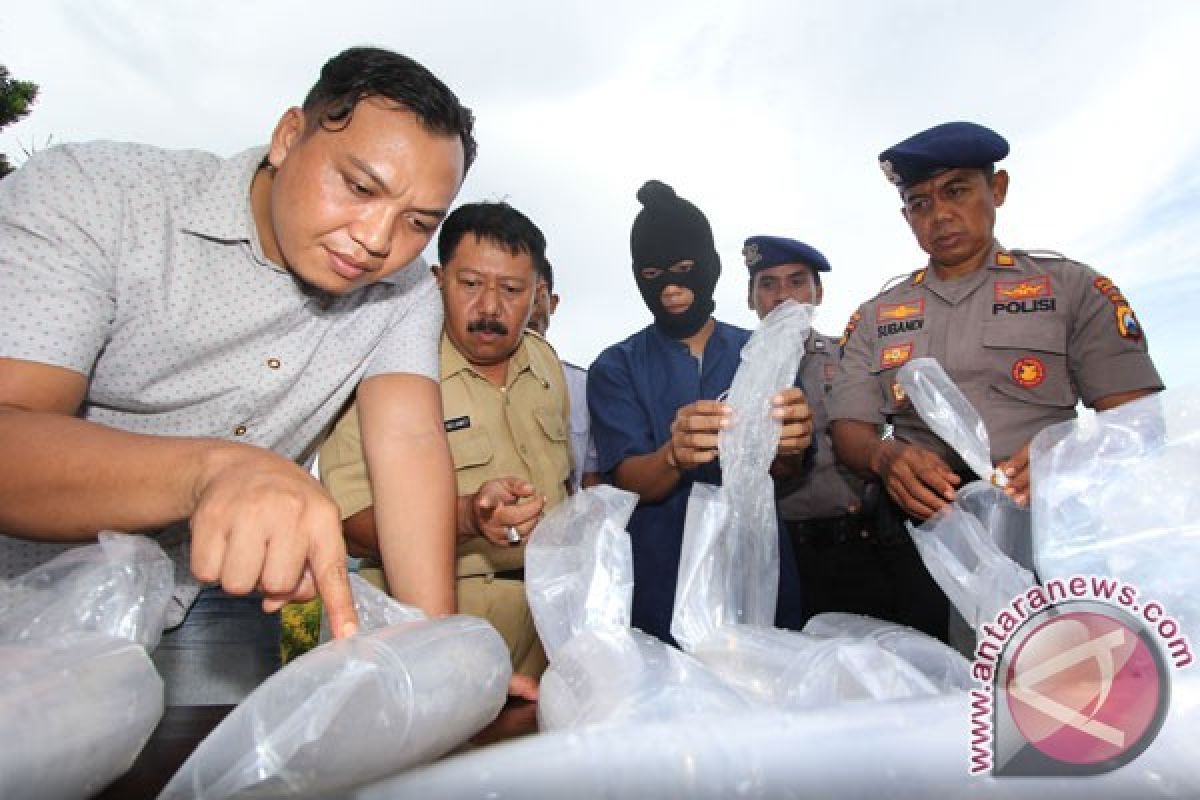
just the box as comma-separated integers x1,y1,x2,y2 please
520,444,529,455
234,425,248,436
266,357,282,369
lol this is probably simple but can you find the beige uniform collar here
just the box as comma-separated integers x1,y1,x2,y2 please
439,330,551,388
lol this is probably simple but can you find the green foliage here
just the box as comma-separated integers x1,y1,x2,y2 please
0,65,39,178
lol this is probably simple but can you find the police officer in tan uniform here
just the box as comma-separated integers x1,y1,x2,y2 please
320,201,570,693
743,235,895,622
830,121,1163,641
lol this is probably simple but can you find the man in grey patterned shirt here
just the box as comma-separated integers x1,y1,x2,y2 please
0,48,472,674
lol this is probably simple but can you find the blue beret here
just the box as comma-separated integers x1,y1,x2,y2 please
878,121,1009,189
742,235,831,276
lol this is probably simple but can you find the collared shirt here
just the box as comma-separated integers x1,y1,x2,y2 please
588,320,804,644
562,360,599,491
776,330,863,521
0,142,442,619
830,242,1163,464
320,330,570,579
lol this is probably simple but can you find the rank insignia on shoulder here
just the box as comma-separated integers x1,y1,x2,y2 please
912,269,926,286
995,251,1016,267
444,415,471,432
1011,357,1046,389
880,342,914,369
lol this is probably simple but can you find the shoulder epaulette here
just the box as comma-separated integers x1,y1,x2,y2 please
875,268,923,298
1010,248,1067,260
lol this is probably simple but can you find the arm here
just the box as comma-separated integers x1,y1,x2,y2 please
612,399,729,504
357,372,457,617
0,356,359,635
831,417,959,520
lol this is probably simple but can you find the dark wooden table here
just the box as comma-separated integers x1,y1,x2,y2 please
94,698,539,799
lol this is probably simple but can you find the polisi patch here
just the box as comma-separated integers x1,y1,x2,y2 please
1011,357,1046,389
880,342,913,369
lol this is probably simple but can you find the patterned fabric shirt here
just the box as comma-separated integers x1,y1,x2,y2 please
0,142,443,623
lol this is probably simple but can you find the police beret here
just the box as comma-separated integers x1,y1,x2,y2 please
742,235,831,276
878,121,1009,189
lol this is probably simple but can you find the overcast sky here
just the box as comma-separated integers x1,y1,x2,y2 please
2,1,1197,384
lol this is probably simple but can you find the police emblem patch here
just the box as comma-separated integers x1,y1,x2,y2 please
1115,304,1142,340
1093,276,1143,340
1011,357,1045,389
880,343,914,369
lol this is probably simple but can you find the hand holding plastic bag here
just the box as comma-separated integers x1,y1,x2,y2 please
672,300,813,650
897,357,1007,487
905,483,1036,630
160,573,511,799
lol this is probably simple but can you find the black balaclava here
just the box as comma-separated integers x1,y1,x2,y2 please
630,180,721,339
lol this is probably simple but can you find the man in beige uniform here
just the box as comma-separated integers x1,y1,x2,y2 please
830,121,1163,641
321,201,570,682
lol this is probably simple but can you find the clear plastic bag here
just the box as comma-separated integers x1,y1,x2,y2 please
525,486,750,731
897,357,1007,487
671,300,813,650
0,632,164,800
0,530,174,649
353,668,1200,798
1031,389,1200,629
160,574,511,799
906,482,1036,631
525,485,637,660
0,533,173,799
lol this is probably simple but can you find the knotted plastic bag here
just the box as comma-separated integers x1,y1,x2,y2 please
0,532,171,800
159,573,511,799
525,485,749,730
897,357,1007,487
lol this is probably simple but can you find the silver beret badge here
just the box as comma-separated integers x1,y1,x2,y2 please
880,159,902,186
742,243,762,267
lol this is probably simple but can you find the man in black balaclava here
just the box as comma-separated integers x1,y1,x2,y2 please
586,179,813,645
630,179,721,339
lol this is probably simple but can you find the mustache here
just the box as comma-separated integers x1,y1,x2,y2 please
467,317,509,335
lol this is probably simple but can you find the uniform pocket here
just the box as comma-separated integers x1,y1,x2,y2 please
447,428,494,470
533,406,571,484
981,317,1074,407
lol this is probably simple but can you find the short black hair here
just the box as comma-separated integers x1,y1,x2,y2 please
302,46,477,172
534,257,555,292
438,201,549,277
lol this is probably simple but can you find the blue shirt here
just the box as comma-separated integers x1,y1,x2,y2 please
588,321,804,644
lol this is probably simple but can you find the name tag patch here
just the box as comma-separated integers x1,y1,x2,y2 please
444,415,471,432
